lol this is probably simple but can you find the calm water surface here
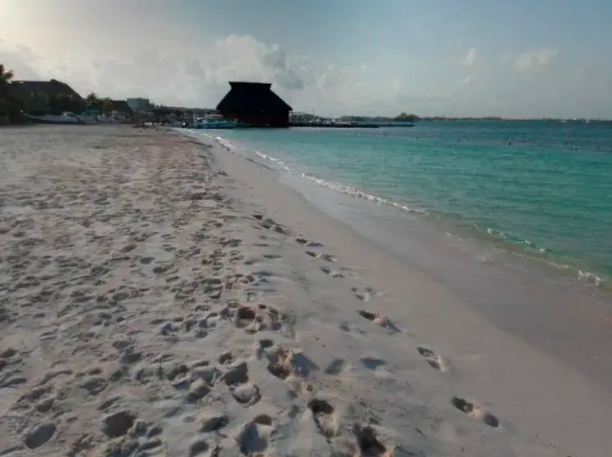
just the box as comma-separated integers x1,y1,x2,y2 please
207,121,612,288
186,121,612,389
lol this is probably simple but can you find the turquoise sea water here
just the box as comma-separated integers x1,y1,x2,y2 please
203,121,612,288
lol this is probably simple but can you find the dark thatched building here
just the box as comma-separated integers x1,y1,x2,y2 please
216,82,292,127
9,79,83,114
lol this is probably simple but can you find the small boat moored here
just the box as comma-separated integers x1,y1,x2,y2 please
22,111,84,124
193,114,237,129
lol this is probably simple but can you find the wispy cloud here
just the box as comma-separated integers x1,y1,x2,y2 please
0,31,402,115
458,75,475,87
1,1,611,118
463,48,477,67
513,49,560,72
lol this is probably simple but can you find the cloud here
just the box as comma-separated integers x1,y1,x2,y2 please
513,48,559,72
0,28,404,115
0,2,452,116
1,1,610,118
458,76,475,87
261,45,304,90
463,48,477,67
0,43,42,80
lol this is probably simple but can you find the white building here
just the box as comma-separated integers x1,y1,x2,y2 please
126,98,151,112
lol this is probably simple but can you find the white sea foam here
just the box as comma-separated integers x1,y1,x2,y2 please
211,134,430,216
204,132,611,289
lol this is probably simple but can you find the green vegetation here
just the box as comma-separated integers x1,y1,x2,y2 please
102,98,114,114
0,64,22,122
86,92,100,108
394,112,419,121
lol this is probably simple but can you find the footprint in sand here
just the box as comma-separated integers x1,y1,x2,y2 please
308,398,339,438
218,352,236,365
192,364,221,387
102,410,137,438
266,348,292,380
238,415,274,456
200,414,230,433
263,254,282,260
351,287,380,302
221,361,249,385
357,310,399,332
231,381,261,407
186,380,211,404
451,396,500,428
258,217,291,235
295,236,323,248
189,439,214,457
417,347,448,372
324,358,350,375
266,346,318,381
338,322,367,336
306,251,337,262
24,423,56,450
360,357,387,370
220,361,261,406
253,338,275,359
234,306,257,330
232,304,283,334
320,265,344,278
250,269,276,284
353,424,393,457
257,339,275,349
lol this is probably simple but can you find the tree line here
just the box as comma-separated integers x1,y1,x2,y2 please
0,64,19,121
394,112,420,121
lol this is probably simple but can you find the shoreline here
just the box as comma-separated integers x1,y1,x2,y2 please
200,125,612,291
0,125,609,456
196,128,612,393
198,131,612,456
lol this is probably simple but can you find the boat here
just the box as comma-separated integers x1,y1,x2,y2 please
194,114,237,129
80,109,98,124
289,120,380,128
22,111,85,125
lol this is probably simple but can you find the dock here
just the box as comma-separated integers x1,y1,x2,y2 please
289,122,380,128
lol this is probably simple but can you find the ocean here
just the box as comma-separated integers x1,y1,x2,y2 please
200,121,612,289
188,121,612,384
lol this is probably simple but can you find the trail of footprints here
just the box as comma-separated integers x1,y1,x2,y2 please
3,298,296,455
269,212,502,432
246,214,398,453
254,212,502,455
0,188,497,456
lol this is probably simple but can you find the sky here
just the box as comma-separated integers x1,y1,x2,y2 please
1,0,612,118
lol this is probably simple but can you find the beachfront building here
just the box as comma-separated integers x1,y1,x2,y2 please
107,100,133,121
9,79,83,114
126,98,151,112
216,82,292,127
109,100,133,116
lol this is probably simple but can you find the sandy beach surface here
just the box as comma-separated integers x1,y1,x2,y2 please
1,125,610,457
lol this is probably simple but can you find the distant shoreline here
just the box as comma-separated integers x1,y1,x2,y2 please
337,117,612,123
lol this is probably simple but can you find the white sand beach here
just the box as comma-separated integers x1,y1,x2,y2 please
1,125,611,457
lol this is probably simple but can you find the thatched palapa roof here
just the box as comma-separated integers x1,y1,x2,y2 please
216,82,292,113
9,79,82,99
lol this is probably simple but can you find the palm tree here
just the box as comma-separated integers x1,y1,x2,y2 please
86,92,100,108
0,64,16,122
0,64,14,85
102,98,114,114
